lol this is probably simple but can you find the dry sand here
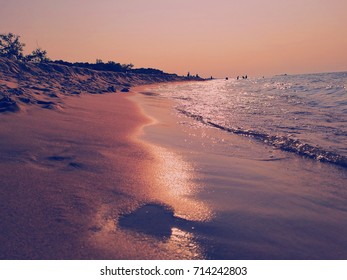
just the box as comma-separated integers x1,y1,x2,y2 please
0,92,145,258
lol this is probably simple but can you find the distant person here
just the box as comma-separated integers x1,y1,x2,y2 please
226,77,229,80
237,76,239,80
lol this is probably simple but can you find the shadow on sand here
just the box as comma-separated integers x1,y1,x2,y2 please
118,203,201,240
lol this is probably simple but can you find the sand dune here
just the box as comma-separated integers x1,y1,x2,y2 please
0,57,190,113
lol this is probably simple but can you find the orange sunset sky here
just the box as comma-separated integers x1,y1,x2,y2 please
1,0,346,77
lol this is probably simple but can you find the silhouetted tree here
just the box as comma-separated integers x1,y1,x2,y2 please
26,48,50,63
121,63,134,71
105,60,123,71
0,33,25,60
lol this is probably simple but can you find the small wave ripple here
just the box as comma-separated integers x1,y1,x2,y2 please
177,108,347,168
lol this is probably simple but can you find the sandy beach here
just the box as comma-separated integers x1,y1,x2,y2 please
1,58,347,260
1,4,347,280
0,59,207,259
1,92,143,258
0,90,209,259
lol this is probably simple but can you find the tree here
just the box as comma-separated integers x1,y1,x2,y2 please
121,63,134,71
0,33,25,60
26,48,50,63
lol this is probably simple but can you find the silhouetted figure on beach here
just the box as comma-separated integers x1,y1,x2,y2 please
237,76,239,80
226,77,228,80
187,72,190,77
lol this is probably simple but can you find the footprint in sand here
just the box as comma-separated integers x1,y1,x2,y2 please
26,154,85,171
46,155,85,170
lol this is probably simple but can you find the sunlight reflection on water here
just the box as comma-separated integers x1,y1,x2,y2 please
167,227,203,259
149,145,212,222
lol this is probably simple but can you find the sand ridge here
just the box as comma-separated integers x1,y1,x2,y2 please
0,57,194,114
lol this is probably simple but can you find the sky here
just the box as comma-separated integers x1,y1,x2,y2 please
1,0,347,77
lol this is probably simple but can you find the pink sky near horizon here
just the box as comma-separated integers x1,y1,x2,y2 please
1,0,346,77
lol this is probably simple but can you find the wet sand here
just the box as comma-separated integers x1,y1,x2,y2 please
133,84,347,259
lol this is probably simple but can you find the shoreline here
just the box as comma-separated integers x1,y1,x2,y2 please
131,83,347,259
